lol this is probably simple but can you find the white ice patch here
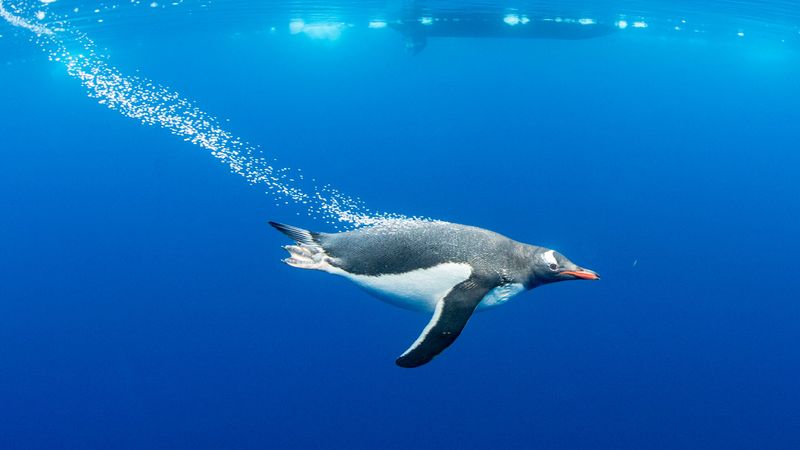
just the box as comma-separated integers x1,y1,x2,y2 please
289,19,305,34
503,14,520,26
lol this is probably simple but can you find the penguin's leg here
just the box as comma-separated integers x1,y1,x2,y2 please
282,244,328,270
270,221,331,270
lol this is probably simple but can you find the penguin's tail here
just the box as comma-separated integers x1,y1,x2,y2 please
269,222,327,270
269,221,320,246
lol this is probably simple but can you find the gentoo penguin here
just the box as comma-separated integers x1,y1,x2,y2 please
270,220,599,368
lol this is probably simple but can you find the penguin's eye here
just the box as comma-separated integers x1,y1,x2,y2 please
542,250,559,272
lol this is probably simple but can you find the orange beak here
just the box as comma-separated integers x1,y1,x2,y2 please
560,269,600,280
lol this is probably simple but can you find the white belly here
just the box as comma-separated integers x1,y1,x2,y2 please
326,262,471,312
326,262,524,313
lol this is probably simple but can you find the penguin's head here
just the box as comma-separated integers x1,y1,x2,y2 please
528,248,600,287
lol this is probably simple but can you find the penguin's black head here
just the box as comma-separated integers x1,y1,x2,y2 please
528,248,600,287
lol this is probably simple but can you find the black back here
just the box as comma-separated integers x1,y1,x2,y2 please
317,220,541,287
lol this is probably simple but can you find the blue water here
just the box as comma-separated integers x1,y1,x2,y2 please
2,1,800,448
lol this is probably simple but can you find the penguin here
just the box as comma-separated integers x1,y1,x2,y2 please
269,219,599,368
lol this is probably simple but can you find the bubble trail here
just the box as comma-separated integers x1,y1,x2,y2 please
0,0,420,229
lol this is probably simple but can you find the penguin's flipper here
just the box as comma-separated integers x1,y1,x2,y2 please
395,278,490,368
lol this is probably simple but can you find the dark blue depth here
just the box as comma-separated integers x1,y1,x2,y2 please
1,6,800,449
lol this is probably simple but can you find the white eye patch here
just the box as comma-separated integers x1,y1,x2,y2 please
541,250,558,266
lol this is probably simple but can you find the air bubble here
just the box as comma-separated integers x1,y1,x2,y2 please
0,0,427,230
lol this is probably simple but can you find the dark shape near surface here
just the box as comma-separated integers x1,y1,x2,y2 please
390,14,617,54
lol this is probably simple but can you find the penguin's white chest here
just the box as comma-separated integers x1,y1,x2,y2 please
326,262,524,312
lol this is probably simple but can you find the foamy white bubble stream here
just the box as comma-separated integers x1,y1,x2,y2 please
0,0,419,229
